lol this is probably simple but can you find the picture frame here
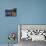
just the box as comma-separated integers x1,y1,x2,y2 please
5,8,17,17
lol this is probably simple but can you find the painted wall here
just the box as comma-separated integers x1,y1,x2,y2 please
0,0,46,44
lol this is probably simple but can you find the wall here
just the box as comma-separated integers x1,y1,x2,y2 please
0,0,46,44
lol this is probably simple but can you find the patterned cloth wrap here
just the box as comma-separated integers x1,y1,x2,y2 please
8,32,16,41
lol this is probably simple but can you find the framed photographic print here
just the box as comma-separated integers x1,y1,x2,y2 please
5,8,17,17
